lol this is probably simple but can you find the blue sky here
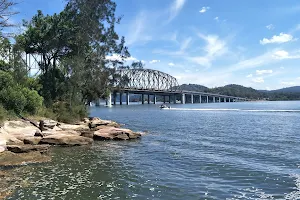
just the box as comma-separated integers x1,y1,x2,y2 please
11,0,300,90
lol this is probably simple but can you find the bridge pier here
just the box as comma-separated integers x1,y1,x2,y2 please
142,94,145,104
206,96,209,103
191,94,194,104
153,94,157,104
181,93,186,104
169,95,171,104
120,92,123,105
163,96,166,104
126,92,129,105
113,92,116,105
106,92,112,107
218,97,221,103
213,96,216,103
199,95,202,103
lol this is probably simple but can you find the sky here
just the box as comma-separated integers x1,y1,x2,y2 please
10,0,300,90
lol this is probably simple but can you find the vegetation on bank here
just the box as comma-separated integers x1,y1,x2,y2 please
179,84,300,101
0,0,136,123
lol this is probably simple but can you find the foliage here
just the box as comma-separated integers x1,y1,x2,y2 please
0,71,43,114
53,101,88,124
22,87,43,114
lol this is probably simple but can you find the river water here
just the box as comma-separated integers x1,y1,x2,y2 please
7,101,300,199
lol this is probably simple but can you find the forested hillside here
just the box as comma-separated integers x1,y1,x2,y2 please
179,84,300,101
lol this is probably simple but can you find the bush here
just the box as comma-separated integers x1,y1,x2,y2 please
53,101,88,124
0,104,7,124
0,86,27,114
22,88,44,115
0,70,14,89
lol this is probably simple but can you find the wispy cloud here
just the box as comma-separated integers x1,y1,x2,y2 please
149,60,161,64
246,74,253,78
153,37,192,56
126,11,152,46
214,16,219,21
266,24,275,30
168,62,175,66
229,49,300,72
167,0,186,23
256,69,273,75
199,7,210,13
186,33,228,67
252,77,264,83
260,33,296,45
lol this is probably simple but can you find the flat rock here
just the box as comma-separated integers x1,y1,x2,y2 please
0,151,51,167
41,134,93,146
80,131,94,139
6,145,49,154
93,127,141,140
23,137,42,145
0,146,5,153
57,123,89,131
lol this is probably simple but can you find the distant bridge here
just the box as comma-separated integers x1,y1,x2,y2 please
98,68,247,106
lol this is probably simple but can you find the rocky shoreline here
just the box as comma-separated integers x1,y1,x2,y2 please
0,117,142,199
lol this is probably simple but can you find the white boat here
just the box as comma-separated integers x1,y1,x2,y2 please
160,104,171,109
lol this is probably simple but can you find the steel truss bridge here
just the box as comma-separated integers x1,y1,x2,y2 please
101,68,247,106
4,52,246,106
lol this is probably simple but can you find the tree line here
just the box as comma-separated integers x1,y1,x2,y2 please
0,0,135,123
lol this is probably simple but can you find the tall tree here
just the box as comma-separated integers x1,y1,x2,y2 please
20,0,130,106
0,0,18,34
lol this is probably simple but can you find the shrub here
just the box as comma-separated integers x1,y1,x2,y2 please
0,86,27,114
22,88,44,115
53,101,88,124
0,70,14,89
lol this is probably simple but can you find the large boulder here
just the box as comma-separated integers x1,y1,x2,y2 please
6,145,49,154
88,117,120,129
93,127,141,141
40,134,93,146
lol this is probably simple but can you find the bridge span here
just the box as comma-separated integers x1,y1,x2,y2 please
97,68,247,106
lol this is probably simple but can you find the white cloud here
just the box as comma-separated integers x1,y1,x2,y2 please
199,6,210,13
168,62,175,66
281,81,296,86
260,33,296,45
272,50,300,60
197,34,227,57
168,0,186,22
266,24,275,30
256,69,273,75
246,74,253,78
214,16,219,21
252,77,264,83
187,33,228,67
106,54,137,62
149,60,161,64
229,49,300,72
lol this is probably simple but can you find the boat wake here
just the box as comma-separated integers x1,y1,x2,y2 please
166,108,300,112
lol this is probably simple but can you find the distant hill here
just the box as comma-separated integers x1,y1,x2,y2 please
269,86,300,93
208,84,264,99
179,84,209,92
177,84,300,100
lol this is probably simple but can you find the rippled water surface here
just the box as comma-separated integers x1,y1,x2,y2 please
8,101,300,199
